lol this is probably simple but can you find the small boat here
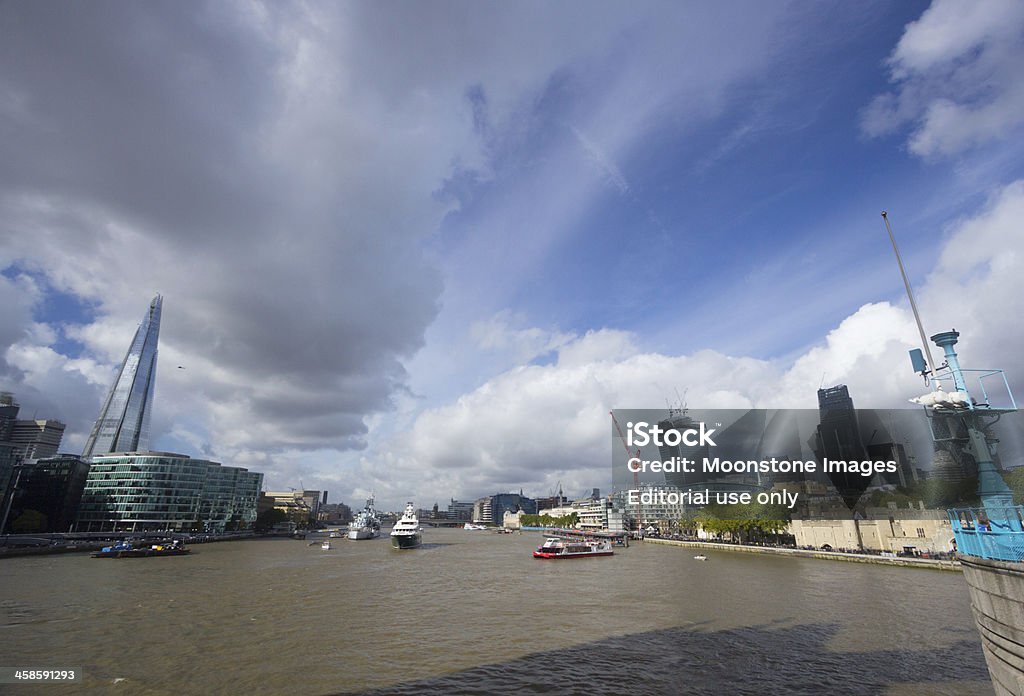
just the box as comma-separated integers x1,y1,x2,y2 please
321,541,332,550
694,554,708,561
92,540,190,558
463,523,487,530
533,538,614,559
390,502,422,549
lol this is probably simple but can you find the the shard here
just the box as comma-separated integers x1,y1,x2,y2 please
82,295,162,459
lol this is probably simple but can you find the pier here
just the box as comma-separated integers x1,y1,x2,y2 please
525,527,631,547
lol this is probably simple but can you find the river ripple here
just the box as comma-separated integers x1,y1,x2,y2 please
0,529,993,695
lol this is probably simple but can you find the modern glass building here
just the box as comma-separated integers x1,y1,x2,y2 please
74,451,263,533
82,295,162,459
489,493,537,524
0,442,20,524
0,455,90,533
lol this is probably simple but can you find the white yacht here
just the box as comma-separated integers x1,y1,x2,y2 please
348,496,381,540
390,502,422,549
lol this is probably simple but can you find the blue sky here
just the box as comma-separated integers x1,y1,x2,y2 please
2,0,1024,510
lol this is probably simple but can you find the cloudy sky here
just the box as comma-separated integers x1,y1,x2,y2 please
2,0,1024,511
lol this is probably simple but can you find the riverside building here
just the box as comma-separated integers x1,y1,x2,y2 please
490,493,537,524
259,490,323,526
8,419,65,459
0,454,90,534
75,451,262,533
0,392,71,530
538,496,627,533
446,498,474,521
472,496,492,524
0,391,67,461
622,483,691,530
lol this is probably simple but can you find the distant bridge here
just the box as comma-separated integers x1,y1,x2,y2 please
419,519,471,528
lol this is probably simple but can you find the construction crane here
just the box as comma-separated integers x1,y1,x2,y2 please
610,411,644,530
551,480,564,507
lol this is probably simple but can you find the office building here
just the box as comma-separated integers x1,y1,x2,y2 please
260,490,321,526
300,490,323,521
814,385,870,508
320,502,352,524
82,295,162,459
0,392,66,459
472,496,492,524
0,392,20,440
0,454,90,533
534,485,568,513
489,493,537,525
0,392,71,522
622,483,690,528
0,442,20,523
75,451,262,533
9,420,65,459
446,499,474,521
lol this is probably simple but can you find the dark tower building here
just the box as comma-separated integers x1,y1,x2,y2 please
814,385,869,508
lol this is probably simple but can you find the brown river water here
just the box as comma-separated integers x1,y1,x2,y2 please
0,529,993,695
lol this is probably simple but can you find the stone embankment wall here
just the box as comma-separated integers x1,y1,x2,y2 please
645,538,960,570
960,555,1024,696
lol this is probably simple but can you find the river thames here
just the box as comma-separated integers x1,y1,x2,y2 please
2,529,993,695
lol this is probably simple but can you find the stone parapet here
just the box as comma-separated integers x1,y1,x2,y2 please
960,554,1024,696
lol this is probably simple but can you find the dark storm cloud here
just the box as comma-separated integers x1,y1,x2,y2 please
0,2,451,450
0,2,281,238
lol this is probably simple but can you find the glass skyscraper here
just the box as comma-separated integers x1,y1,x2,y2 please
82,295,162,459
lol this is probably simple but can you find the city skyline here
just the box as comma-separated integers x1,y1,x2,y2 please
2,1,1024,510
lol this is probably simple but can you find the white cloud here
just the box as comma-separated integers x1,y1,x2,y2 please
1,4,457,453
4,3,1022,511
361,180,1024,508
570,126,631,195
556,329,638,368
0,2,793,467
888,0,1023,77
916,180,1024,387
470,311,574,365
862,0,1024,157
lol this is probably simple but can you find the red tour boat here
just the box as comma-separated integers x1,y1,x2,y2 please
533,537,614,559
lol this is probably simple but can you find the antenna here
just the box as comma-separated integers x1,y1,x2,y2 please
881,211,938,382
